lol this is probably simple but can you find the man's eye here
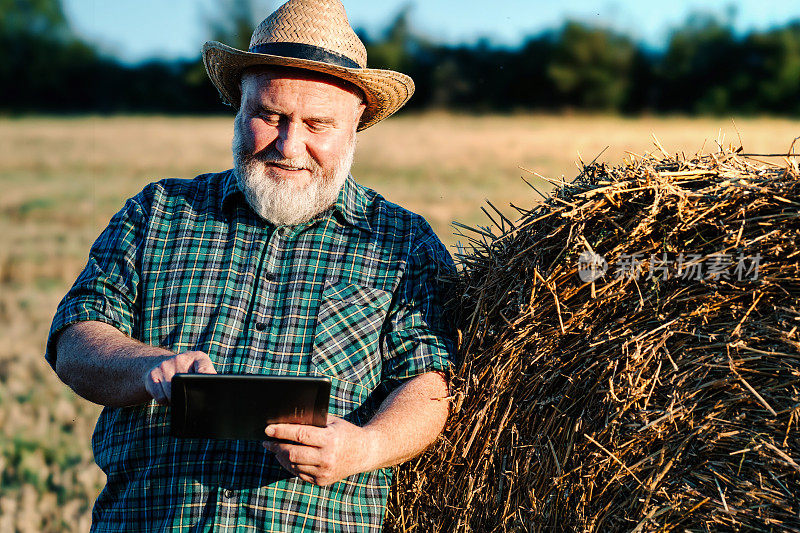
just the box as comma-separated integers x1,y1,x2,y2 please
306,122,330,132
261,114,281,125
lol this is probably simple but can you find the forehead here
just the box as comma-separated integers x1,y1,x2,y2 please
240,68,363,112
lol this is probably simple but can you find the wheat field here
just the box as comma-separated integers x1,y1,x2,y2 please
1,113,798,531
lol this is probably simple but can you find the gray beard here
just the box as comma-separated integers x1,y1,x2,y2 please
232,131,355,226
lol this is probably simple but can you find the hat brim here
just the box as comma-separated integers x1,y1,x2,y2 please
202,41,414,131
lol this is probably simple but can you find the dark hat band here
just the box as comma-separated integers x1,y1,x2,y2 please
249,42,361,69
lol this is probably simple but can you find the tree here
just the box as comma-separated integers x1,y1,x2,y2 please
547,22,637,111
505,34,558,109
0,0,102,111
205,0,272,51
365,4,417,74
182,0,274,112
0,0,70,37
657,13,742,114
743,23,800,114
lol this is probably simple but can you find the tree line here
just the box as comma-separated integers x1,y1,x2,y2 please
3,0,799,115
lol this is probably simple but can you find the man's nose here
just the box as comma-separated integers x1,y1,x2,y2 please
275,121,305,160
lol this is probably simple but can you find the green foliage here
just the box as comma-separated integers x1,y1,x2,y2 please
0,0,100,110
366,4,416,74
205,0,268,51
658,13,743,114
0,0,68,36
652,12,800,115
744,23,800,113
1,1,799,115
547,22,637,110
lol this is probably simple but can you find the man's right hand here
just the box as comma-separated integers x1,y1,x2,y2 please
55,321,218,407
143,351,217,405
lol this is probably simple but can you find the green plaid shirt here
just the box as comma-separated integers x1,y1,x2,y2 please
46,170,455,532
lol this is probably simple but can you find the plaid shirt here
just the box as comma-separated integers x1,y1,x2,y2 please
46,170,455,532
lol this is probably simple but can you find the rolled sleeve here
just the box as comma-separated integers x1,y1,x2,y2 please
45,195,146,369
381,225,457,384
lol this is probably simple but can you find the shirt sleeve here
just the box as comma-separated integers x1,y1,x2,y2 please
45,194,147,370
380,221,457,385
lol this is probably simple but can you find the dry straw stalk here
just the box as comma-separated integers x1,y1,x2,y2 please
386,143,800,532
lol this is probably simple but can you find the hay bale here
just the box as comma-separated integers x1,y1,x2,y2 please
386,146,800,532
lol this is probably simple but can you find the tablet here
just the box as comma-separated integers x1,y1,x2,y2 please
170,374,330,440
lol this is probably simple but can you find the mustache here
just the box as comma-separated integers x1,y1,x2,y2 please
236,144,318,172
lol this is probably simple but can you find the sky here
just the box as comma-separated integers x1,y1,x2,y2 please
62,0,800,64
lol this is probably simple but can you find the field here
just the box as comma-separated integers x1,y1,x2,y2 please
1,113,798,531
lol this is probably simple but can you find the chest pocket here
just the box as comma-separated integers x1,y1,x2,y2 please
311,280,392,418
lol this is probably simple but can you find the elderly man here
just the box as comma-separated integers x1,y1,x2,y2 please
47,0,454,530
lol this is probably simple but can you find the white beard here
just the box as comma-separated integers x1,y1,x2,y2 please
232,128,355,226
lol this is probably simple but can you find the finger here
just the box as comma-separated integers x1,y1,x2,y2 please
144,376,161,403
271,452,323,481
156,367,172,404
262,443,328,484
169,352,198,374
147,367,169,404
296,472,317,484
272,443,323,468
171,354,193,374
190,354,217,374
163,375,172,403
290,465,335,487
263,440,322,467
270,450,293,473
269,447,304,476
291,463,322,478
154,362,178,403
265,424,326,447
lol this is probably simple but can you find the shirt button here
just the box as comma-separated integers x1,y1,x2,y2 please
276,227,287,236
264,272,276,281
255,322,266,331
223,489,234,499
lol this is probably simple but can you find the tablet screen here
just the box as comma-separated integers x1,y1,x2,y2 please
171,374,330,440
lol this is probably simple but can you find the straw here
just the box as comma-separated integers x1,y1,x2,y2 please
385,144,800,532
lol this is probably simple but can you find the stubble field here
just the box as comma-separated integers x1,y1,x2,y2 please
1,113,798,531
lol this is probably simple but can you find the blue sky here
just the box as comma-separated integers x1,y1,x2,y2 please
62,0,800,64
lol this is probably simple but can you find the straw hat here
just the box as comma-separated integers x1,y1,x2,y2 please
202,0,414,130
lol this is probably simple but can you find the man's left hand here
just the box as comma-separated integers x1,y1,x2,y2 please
263,415,375,486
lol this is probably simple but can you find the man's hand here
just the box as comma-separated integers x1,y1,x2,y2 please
143,351,217,405
262,415,375,486
263,372,449,486
56,321,215,407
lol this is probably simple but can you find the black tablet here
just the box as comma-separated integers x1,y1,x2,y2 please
170,374,330,440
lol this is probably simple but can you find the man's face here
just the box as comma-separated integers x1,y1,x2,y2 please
232,68,365,226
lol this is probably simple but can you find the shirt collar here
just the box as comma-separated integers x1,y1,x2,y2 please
221,169,372,234
221,169,242,212
332,173,372,233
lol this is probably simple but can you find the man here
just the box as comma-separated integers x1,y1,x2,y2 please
46,0,455,530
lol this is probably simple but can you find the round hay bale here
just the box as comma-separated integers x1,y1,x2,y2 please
386,146,800,532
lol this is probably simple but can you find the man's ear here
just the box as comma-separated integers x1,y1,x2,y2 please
355,102,366,124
